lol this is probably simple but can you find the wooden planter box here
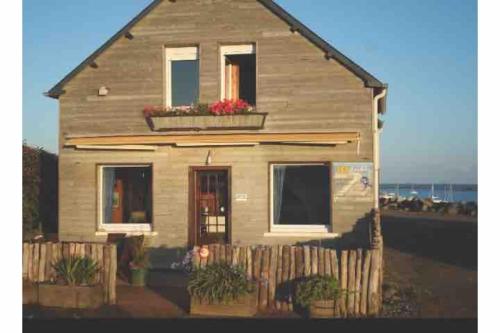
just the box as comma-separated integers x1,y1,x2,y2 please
147,113,267,132
38,284,105,309
190,291,258,317
309,300,336,318
23,280,38,305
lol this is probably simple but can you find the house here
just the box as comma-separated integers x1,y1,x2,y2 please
46,0,387,268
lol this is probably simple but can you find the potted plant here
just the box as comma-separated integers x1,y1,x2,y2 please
38,256,104,309
295,275,343,318
129,242,150,287
188,263,257,317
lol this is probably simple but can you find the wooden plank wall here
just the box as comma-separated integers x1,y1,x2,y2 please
22,242,117,305
192,244,383,317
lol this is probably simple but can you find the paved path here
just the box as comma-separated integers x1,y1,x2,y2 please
115,282,187,318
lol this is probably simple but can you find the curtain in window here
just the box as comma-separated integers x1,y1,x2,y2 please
273,166,287,225
102,168,115,224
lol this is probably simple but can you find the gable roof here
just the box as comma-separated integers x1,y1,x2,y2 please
46,0,386,99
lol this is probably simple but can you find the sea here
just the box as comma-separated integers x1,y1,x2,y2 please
380,184,478,203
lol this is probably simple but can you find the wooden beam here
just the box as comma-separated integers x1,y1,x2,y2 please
65,132,360,147
124,31,134,40
175,142,258,147
75,145,158,151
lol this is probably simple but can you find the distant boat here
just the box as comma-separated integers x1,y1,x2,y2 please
430,184,443,203
443,184,454,203
380,192,396,200
409,184,419,198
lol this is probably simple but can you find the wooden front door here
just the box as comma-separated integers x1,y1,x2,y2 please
190,168,231,246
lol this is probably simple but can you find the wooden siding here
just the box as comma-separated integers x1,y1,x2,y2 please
59,0,374,153
57,0,375,261
59,145,371,253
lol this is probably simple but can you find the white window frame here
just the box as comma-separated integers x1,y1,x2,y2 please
165,46,199,107
219,44,256,101
97,165,153,233
269,163,332,233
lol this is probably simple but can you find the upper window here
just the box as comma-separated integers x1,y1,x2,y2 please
166,47,199,107
99,165,152,232
220,44,256,105
271,164,331,231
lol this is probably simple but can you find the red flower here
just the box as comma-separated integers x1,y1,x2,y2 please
234,99,250,112
209,99,251,116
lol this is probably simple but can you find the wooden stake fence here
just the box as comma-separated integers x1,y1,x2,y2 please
22,242,117,305
192,243,383,317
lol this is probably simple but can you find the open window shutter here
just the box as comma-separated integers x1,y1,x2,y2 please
225,58,240,101
231,62,240,101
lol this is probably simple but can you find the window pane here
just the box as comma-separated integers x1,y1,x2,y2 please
171,60,199,107
102,167,152,224
273,165,330,226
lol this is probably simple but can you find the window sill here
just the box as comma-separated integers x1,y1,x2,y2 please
96,224,154,236
264,232,340,239
95,231,159,237
270,225,331,233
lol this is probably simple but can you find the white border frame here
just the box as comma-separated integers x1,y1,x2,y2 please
219,44,256,101
269,163,332,233
97,165,153,233
165,46,199,107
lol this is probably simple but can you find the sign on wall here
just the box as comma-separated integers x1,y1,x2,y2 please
235,193,248,202
333,162,374,202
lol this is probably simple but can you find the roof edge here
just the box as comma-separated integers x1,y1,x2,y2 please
45,0,164,99
257,0,385,88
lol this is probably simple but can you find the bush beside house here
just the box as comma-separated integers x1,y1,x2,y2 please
23,143,58,239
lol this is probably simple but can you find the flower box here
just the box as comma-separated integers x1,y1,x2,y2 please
23,280,38,305
38,283,105,309
190,289,258,317
147,113,267,132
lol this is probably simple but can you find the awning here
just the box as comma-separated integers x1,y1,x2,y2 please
65,132,360,148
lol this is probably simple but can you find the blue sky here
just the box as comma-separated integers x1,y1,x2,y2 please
23,0,477,184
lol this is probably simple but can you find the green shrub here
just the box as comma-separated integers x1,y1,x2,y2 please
295,275,343,307
187,263,254,304
23,144,58,238
53,256,100,286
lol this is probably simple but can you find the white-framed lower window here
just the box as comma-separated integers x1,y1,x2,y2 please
270,163,332,233
220,44,256,105
97,165,153,233
165,46,199,108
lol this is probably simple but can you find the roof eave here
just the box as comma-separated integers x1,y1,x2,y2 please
257,0,385,88
45,0,164,99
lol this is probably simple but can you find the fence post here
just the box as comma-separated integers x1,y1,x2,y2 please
360,250,371,316
268,246,278,310
368,248,381,316
108,244,117,305
276,245,283,311
339,250,348,317
347,250,357,316
354,248,363,316
22,243,29,280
